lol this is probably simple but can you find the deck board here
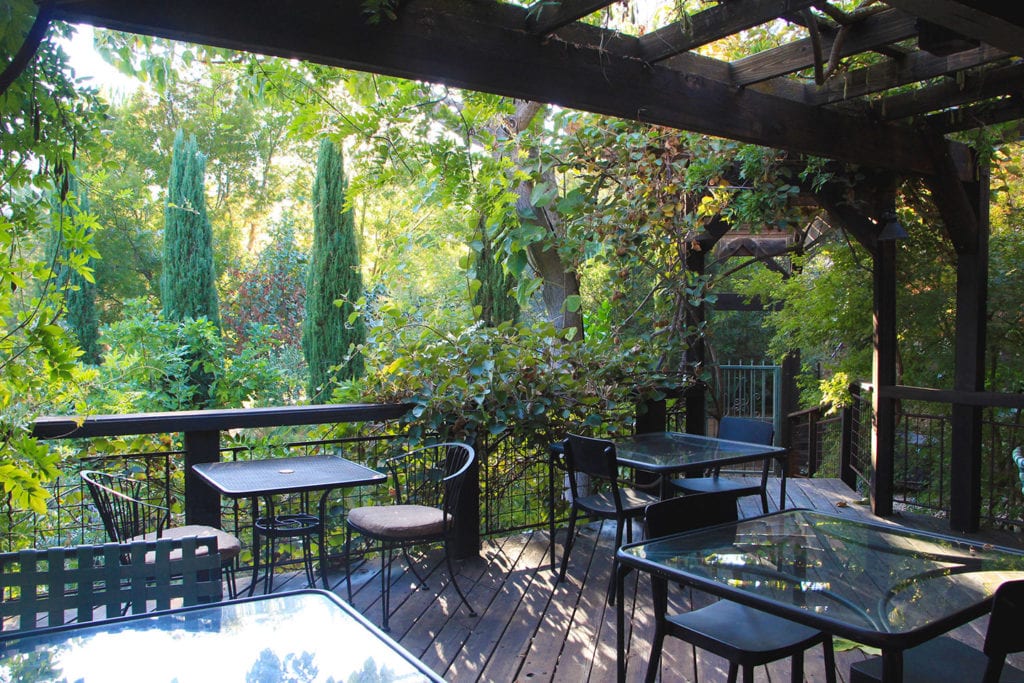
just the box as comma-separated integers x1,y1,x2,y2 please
237,478,1024,682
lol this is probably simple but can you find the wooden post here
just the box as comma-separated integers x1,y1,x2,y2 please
949,163,989,532
184,429,221,527
871,238,897,517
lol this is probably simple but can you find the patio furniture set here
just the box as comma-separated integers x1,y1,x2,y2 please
3,426,1024,682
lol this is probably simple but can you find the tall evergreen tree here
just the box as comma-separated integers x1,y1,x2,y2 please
56,179,100,366
162,129,220,406
303,138,365,403
473,217,520,326
162,129,219,328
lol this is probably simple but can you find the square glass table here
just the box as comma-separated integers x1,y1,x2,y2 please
615,508,1024,682
0,589,442,682
547,432,787,568
193,455,386,593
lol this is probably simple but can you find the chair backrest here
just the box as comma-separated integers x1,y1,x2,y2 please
644,492,739,539
718,417,774,446
564,434,619,480
0,537,222,633
981,579,1024,682
388,442,475,520
81,470,168,543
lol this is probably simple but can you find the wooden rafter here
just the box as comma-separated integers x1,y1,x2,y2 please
46,0,1024,178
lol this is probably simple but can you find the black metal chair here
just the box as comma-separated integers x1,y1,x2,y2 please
344,442,477,632
850,579,1024,683
80,470,241,598
641,492,835,683
0,537,222,633
556,433,659,595
669,416,780,513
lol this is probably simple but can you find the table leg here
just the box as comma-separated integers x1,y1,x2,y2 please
881,648,903,683
318,490,331,590
616,561,626,683
778,454,788,510
248,496,261,596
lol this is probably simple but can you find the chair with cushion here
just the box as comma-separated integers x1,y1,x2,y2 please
0,537,222,633
345,442,477,632
642,492,835,683
669,416,781,513
850,579,1024,683
81,470,241,598
556,433,660,594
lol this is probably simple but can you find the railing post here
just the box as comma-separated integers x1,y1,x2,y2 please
807,409,819,478
452,440,481,560
839,395,857,489
184,429,221,528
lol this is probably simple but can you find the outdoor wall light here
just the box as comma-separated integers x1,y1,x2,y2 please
877,211,908,241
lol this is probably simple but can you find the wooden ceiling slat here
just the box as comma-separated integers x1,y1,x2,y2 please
729,8,918,86
526,0,615,35
805,45,1010,106
924,95,1024,134
639,0,816,63
872,61,1024,121
883,0,1024,57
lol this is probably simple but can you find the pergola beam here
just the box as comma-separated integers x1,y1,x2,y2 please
52,0,953,177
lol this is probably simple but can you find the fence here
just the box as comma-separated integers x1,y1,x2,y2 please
789,384,1024,529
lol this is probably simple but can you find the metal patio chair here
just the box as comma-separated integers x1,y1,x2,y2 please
344,442,477,632
81,470,241,598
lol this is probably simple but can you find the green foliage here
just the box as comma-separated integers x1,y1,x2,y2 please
92,299,301,412
303,139,366,402
0,5,106,514
337,299,691,449
222,215,308,351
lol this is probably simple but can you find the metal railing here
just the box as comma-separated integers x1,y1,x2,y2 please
790,384,1024,529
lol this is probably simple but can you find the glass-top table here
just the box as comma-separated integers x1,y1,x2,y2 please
193,455,386,594
547,432,787,568
615,508,1024,682
0,589,441,682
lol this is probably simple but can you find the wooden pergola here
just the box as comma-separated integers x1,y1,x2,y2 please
44,0,1024,531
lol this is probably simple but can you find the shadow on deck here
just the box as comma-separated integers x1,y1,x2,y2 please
238,478,1024,682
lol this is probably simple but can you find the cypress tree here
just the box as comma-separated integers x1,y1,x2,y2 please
162,129,219,406
303,138,365,403
162,129,219,328
472,217,520,327
49,174,100,364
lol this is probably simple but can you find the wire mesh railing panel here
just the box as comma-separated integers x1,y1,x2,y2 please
479,433,554,537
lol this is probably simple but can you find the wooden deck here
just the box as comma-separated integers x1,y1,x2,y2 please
243,478,1024,682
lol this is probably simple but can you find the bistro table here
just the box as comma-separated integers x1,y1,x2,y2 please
548,431,787,569
0,589,442,682
193,455,386,594
615,508,1024,683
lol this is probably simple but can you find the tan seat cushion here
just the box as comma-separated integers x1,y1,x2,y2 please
347,504,449,540
135,525,242,562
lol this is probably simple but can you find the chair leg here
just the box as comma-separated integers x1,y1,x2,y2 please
822,637,837,683
345,525,354,603
759,488,770,514
443,541,476,617
643,622,666,683
381,545,393,632
557,504,579,583
607,517,626,606
742,665,754,683
726,663,739,683
223,558,238,599
790,652,804,683
402,546,429,589
301,533,317,587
